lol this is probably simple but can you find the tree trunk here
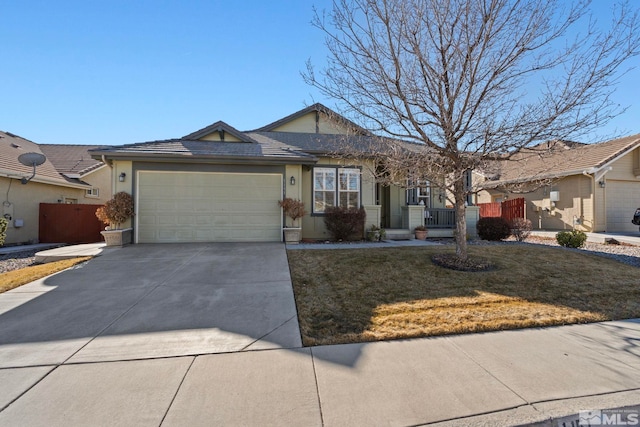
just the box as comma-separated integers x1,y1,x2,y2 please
453,179,468,260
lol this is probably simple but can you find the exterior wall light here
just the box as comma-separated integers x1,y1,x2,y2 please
119,172,126,182
598,180,605,188
290,176,296,186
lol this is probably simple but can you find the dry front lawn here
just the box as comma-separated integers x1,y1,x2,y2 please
288,245,640,346
0,257,92,294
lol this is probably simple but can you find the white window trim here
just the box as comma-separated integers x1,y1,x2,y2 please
313,166,361,213
85,187,100,199
338,168,360,209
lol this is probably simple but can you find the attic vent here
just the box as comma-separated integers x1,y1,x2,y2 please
10,143,21,148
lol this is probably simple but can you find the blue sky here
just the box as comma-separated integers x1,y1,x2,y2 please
1,1,637,146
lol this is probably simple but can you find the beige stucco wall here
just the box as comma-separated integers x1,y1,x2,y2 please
0,162,112,245
82,165,113,205
605,148,640,181
111,160,134,229
0,178,96,245
477,174,595,231
270,111,353,135
476,149,640,232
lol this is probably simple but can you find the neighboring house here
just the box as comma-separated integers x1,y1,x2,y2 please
91,103,477,244
0,131,111,245
476,134,640,233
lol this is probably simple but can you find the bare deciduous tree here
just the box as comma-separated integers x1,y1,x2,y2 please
304,0,640,260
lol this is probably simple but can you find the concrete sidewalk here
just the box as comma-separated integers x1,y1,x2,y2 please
1,242,639,426
0,319,638,426
33,242,118,263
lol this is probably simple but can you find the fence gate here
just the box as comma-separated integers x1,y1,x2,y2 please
501,198,525,222
478,198,525,223
39,203,104,244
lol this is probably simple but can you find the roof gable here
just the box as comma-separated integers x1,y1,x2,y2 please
252,103,371,136
183,121,257,143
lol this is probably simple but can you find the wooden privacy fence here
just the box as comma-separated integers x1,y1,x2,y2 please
39,203,104,244
478,198,525,223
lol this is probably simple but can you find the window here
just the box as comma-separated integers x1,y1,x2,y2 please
406,180,431,207
85,188,99,198
339,168,360,208
313,167,361,213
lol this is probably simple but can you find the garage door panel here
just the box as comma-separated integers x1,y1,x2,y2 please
606,181,640,232
137,172,282,243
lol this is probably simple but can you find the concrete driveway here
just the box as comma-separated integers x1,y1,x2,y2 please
2,243,640,426
0,243,302,368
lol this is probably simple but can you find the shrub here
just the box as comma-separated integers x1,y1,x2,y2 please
476,217,511,241
0,217,7,246
366,224,386,242
556,230,587,248
324,206,366,241
511,218,532,242
95,192,134,229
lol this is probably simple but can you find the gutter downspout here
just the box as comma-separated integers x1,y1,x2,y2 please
101,155,113,169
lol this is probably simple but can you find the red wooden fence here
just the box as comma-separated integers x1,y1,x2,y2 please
39,203,104,244
478,198,525,222
479,202,502,218
502,198,525,222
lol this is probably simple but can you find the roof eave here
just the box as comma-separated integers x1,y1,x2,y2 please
593,138,640,172
93,151,318,165
480,168,589,189
0,169,91,189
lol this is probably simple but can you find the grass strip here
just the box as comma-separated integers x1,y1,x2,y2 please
288,245,640,346
0,257,93,293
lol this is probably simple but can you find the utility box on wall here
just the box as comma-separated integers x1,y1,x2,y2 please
550,191,560,202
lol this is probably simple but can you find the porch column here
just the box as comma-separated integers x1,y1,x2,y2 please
465,206,480,238
402,205,425,231
363,205,382,229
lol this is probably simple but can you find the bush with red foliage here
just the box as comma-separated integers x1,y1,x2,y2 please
323,206,366,241
476,216,511,241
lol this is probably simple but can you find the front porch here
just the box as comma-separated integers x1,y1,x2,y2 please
364,205,480,240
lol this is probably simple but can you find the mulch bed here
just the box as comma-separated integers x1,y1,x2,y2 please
431,253,494,272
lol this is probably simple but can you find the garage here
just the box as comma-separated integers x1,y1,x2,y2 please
136,171,283,243
606,180,640,233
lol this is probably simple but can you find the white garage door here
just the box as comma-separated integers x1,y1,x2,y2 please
606,180,640,232
137,171,283,243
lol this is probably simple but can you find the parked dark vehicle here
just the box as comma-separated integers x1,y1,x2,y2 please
631,208,640,229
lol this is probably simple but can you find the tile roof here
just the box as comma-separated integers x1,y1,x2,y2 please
39,144,106,176
90,128,431,165
182,121,258,142
90,105,434,164
89,137,317,164
480,134,640,187
0,131,82,185
249,131,429,156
